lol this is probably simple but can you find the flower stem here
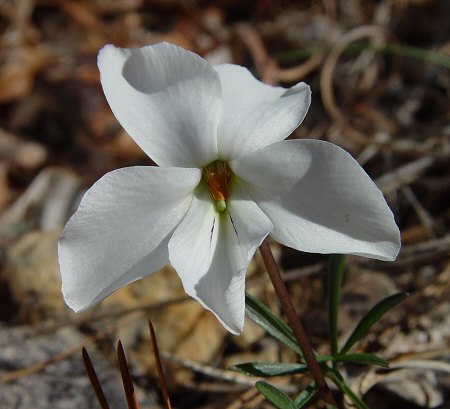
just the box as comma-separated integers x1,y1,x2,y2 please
259,238,337,406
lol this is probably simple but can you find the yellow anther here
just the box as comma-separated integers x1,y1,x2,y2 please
204,161,231,212
216,200,227,212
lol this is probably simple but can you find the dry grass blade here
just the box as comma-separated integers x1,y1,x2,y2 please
117,340,140,409
81,347,111,409
148,320,172,409
320,24,389,123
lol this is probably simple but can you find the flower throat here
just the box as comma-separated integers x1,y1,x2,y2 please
203,160,231,212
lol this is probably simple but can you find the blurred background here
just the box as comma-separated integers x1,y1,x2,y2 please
0,1,449,408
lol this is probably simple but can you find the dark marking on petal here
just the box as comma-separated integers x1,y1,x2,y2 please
228,211,243,249
209,217,216,249
229,212,238,236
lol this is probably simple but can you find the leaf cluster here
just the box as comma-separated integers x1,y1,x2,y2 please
232,256,407,408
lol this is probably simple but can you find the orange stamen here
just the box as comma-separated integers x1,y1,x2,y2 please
204,161,231,203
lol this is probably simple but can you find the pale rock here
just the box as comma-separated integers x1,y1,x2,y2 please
0,324,160,409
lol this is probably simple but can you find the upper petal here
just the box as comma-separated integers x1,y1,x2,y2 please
214,64,311,160
168,181,272,334
98,43,221,167
58,166,201,311
231,140,400,261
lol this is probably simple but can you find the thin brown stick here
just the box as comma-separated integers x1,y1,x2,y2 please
117,340,140,409
34,296,190,335
277,54,324,82
259,238,337,406
148,320,172,409
81,347,111,409
161,350,296,392
320,25,389,123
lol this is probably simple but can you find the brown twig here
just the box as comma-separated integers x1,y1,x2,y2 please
117,340,140,409
276,54,324,82
81,347,111,409
225,387,263,409
234,23,278,84
148,320,172,409
34,296,190,335
375,156,435,194
259,238,337,406
160,351,291,390
320,25,389,124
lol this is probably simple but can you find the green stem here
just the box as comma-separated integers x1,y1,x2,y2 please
328,255,346,358
277,43,450,70
328,370,370,409
259,239,337,406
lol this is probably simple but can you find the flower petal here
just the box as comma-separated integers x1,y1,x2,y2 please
231,140,400,260
168,181,272,334
214,64,311,160
98,43,221,167
59,166,201,311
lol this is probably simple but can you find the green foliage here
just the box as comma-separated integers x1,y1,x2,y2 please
336,353,388,367
245,293,303,356
245,283,407,409
340,292,408,355
293,382,316,408
255,381,295,409
255,381,318,409
328,255,346,356
327,370,370,409
230,362,308,377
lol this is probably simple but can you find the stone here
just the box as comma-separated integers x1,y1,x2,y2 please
0,324,160,409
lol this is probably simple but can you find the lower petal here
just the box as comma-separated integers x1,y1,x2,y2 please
168,182,272,334
58,166,201,311
232,140,400,261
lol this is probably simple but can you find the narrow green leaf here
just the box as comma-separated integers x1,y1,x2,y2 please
328,370,369,409
336,353,389,367
294,381,316,408
230,362,308,377
316,354,334,363
245,293,302,356
328,254,346,356
340,292,407,355
256,381,295,409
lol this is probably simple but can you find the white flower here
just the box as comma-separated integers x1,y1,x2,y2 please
58,43,400,334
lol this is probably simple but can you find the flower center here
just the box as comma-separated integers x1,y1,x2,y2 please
203,160,231,212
